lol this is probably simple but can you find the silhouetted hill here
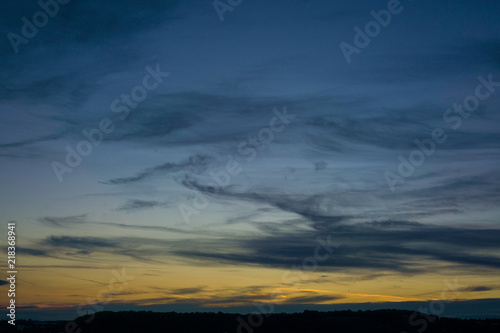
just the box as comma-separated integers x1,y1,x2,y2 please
2,309,500,332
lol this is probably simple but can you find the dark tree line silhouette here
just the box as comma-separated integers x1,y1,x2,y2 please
1,309,499,333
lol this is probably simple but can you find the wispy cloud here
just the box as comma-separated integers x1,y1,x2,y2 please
171,220,500,274
117,199,168,211
35,214,196,235
102,154,214,185
179,175,349,225
38,214,87,227
462,286,494,292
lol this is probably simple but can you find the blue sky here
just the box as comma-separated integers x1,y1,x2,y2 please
0,0,500,321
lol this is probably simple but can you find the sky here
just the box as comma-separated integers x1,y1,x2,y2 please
1,0,500,321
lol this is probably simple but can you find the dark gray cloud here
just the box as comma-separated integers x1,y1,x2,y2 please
180,175,349,225
306,105,500,153
103,154,214,185
462,286,494,292
282,294,344,304
37,235,174,263
17,248,49,257
392,171,500,211
0,72,101,111
101,92,298,147
171,220,500,274
0,0,181,54
117,199,166,211
45,235,118,249
314,161,327,171
112,104,201,143
36,214,201,235
170,286,207,295
38,214,87,227
0,130,71,149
